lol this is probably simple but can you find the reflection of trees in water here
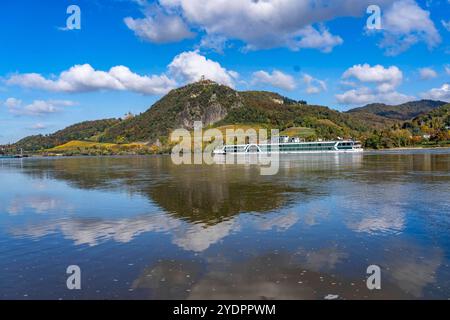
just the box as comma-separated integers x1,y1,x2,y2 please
18,156,321,224
22,157,153,190
146,172,310,224
357,152,450,184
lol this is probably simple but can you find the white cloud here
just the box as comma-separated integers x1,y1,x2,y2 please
6,64,176,95
168,50,238,87
198,35,229,53
336,63,415,105
293,25,343,53
421,83,450,101
29,123,47,130
378,0,441,55
4,97,21,109
302,73,327,94
5,52,238,94
336,87,414,105
108,66,176,95
251,70,296,91
3,98,76,116
336,88,374,105
7,65,123,92
124,7,195,43
342,64,403,92
418,67,438,80
133,0,389,52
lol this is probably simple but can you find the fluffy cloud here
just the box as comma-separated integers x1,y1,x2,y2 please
198,35,229,53
420,83,450,101
293,25,343,52
5,51,238,94
108,65,176,94
168,50,238,87
6,64,176,95
4,97,21,109
124,7,195,43
418,67,438,80
6,65,123,92
377,0,441,55
336,64,415,105
342,63,403,92
4,98,76,116
336,87,414,105
251,70,296,91
302,73,327,94
129,0,389,51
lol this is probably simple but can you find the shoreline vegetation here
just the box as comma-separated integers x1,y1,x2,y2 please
1,80,449,157
2,141,450,159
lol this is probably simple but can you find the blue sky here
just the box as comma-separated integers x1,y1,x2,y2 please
0,0,449,144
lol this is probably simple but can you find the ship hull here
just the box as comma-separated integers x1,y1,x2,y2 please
213,149,363,155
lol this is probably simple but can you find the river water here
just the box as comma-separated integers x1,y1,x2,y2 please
1,149,450,299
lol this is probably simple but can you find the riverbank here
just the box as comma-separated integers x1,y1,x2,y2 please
3,145,449,159
366,145,450,151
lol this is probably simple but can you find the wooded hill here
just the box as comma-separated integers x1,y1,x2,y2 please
5,80,450,154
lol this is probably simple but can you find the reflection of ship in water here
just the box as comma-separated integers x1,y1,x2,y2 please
213,152,364,171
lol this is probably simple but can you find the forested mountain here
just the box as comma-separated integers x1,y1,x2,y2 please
98,80,369,144
346,100,446,121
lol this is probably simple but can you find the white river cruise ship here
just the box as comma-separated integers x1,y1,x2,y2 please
214,139,363,154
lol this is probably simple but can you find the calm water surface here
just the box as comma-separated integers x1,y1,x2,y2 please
1,149,450,299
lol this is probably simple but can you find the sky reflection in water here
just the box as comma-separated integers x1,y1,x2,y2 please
0,150,450,299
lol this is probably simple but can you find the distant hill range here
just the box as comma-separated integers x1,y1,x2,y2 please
346,100,447,120
5,80,450,153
